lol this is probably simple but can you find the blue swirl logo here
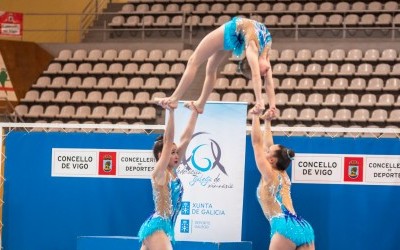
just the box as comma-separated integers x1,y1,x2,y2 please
182,132,228,175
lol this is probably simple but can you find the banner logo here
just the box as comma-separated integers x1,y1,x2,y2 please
98,152,116,175
180,219,190,233
344,157,363,182
182,132,227,175
181,201,191,215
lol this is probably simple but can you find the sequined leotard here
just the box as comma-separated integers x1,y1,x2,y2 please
224,16,272,58
257,170,314,246
138,172,184,242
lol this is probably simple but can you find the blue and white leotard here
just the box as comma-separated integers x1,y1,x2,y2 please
224,16,272,58
138,172,184,242
257,171,314,247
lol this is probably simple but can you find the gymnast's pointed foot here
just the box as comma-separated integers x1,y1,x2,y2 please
184,101,203,114
155,97,178,110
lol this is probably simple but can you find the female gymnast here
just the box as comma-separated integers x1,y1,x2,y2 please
138,103,199,250
157,16,277,117
250,109,315,249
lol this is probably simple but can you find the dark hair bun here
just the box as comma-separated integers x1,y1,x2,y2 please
288,149,295,158
155,135,163,143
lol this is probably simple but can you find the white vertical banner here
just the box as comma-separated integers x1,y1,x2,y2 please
173,101,247,242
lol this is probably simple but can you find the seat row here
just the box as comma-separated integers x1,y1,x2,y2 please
54,48,193,62
121,1,398,13
13,104,157,122
208,91,400,108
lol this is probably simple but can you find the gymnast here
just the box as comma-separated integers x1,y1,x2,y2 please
138,103,199,250
250,108,315,250
156,16,277,117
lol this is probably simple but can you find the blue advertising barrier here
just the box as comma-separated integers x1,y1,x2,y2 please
3,132,400,250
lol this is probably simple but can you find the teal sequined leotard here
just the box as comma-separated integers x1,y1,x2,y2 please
257,171,314,247
138,172,184,242
224,16,272,58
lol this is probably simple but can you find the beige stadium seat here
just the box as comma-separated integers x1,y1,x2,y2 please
278,15,295,27
355,63,373,76
119,3,134,13
105,63,123,75
54,91,71,103
168,63,185,75
116,49,133,61
345,49,363,61
138,63,154,75
85,49,102,62
310,15,327,26
278,108,297,122
279,78,296,90
116,91,134,104
110,77,128,90
272,2,286,12
330,78,348,91
68,91,86,103
387,110,400,123
185,15,200,27
230,77,246,90
315,108,334,122
105,106,124,120
363,49,380,62
380,49,397,62
50,76,67,89
93,77,112,90
312,49,329,62
323,93,341,107
13,104,28,118
275,93,289,106
151,92,166,102
208,92,221,101
390,63,400,76
159,77,176,90
69,49,87,62
33,76,51,89
304,2,317,11
326,14,343,27
169,15,183,27
127,77,144,89
209,3,224,14
79,77,96,89
224,3,240,14
320,63,338,76
165,3,179,12
304,63,321,76
56,105,75,119
146,49,164,62
132,49,148,62
151,3,164,12
269,49,279,61
122,63,138,74
288,2,302,11
55,49,72,62
177,49,193,62
38,90,55,103
100,91,118,104
238,93,254,103
44,63,62,74
193,3,209,14
162,49,179,62
337,63,355,76
278,49,295,62
265,15,279,27
313,78,331,90
376,94,395,107
348,78,366,91
375,14,392,26
340,93,359,107
137,106,156,120
199,15,216,27
241,3,255,13
320,2,334,11
352,1,367,11
294,49,312,62
272,63,288,76
297,108,316,122
344,14,359,27
123,16,140,28
336,2,351,11
64,76,81,89
41,105,60,119
329,49,346,62
368,1,382,10
136,3,149,12
297,78,313,90
21,90,40,103
108,15,124,28
143,77,160,89
351,108,369,123
85,91,102,104
215,15,231,26
153,63,170,75
287,93,306,106
75,63,92,74
257,3,271,12
296,15,311,27
332,108,351,122
369,109,388,123
132,91,150,104
358,94,376,107
384,1,398,10
359,14,376,26
88,106,107,120
366,78,384,91
384,78,400,91
372,63,391,76
25,105,44,119
121,106,140,120
215,78,229,90
181,3,194,13
60,63,77,74
305,93,323,106
221,92,238,102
